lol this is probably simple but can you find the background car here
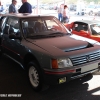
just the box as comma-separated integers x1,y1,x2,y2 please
69,4,76,11
65,20,100,42
97,11,100,16
85,5,99,15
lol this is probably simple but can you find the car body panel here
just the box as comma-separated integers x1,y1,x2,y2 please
0,14,100,86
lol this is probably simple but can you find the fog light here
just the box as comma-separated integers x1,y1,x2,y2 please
59,77,66,84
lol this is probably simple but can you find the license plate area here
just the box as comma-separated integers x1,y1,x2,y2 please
81,62,98,73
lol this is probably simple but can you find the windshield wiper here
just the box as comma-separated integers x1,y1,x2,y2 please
48,32,64,36
27,35,48,38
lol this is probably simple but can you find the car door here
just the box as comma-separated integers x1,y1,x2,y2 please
2,17,25,62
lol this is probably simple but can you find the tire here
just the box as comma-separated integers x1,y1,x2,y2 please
28,61,43,92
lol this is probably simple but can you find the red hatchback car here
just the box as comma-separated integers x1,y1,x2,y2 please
65,20,100,42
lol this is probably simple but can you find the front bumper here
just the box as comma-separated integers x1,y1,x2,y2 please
43,61,100,85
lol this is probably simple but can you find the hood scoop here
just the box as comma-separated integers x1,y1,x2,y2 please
63,45,87,52
63,42,93,52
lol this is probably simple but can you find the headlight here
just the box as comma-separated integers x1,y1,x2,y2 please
57,58,73,68
52,58,73,69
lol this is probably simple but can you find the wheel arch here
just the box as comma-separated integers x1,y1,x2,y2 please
23,53,41,70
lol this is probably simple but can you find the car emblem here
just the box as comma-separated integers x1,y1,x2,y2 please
86,55,91,62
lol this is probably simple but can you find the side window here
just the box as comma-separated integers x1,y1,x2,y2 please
73,23,79,31
90,24,98,35
0,16,7,28
73,23,88,32
3,17,20,36
22,19,47,37
45,20,62,31
83,24,88,32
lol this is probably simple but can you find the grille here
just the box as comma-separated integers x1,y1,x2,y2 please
71,51,100,66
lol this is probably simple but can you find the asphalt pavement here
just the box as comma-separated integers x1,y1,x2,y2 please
0,55,100,100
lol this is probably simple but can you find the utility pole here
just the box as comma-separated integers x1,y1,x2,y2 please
37,0,39,14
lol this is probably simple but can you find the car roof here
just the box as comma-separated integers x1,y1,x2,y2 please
1,13,54,18
74,20,100,24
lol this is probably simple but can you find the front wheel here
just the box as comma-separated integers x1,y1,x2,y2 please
28,61,43,92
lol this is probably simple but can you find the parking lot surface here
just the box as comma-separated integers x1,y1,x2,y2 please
0,55,100,100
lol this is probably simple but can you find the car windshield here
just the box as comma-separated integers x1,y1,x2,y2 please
90,23,100,35
21,16,69,38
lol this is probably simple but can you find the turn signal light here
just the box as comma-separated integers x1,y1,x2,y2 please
52,59,58,69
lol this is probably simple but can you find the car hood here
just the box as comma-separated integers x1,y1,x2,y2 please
26,35,96,56
71,34,100,45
